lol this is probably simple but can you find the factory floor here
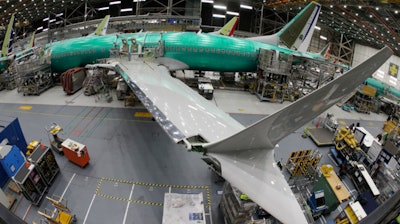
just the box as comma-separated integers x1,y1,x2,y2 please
0,85,388,224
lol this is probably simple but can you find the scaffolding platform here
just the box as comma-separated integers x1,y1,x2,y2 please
308,127,334,146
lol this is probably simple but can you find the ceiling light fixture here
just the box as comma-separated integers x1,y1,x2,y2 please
214,5,227,10
121,8,133,12
212,14,225,18
240,4,252,10
97,6,109,11
226,11,239,16
109,1,121,5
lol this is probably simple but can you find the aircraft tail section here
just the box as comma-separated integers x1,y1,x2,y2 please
1,13,15,57
248,2,321,52
319,42,331,59
93,15,110,36
28,32,36,48
211,17,239,36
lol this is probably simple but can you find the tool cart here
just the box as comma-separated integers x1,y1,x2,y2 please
28,145,59,185
12,162,48,206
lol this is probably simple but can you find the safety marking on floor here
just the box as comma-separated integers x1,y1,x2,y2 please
134,112,153,118
339,120,347,125
19,105,32,110
97,177,211,208
96,193,163,206
95,177,104,194
238,108,245,112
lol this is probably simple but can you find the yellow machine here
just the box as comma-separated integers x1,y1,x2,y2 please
38,196,76,224
334,127,360,151
45,123,65,154
320,164,334,177
26,140,40,156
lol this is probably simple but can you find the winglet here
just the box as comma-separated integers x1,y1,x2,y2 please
1,13,15,57
94,15,110,36
211,17,239,36
248,2,321,52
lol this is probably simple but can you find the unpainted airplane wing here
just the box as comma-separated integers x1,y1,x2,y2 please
204,47,392,223
205,46,393,153
115,58,245,144
209,149,308,223
115,47,392,223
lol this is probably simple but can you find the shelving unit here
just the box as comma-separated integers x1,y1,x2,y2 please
353,90,374,114
13,163,48,206
28,146,59,185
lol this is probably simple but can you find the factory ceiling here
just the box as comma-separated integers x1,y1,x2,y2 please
0,0,399,56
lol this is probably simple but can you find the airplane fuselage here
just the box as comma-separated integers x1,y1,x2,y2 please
48,31,304,73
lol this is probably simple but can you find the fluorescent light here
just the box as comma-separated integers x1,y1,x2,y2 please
49,19,56,23
240,4,252,10
213,5,226,10
43,17,49,21
98,6,109,11
133,0,145,2
56,13,63,17
320,35,327,40
315,26,321,30
213,14,225,18
37,26,43,30
43,28,48,32
121,8,132,12
201,0,213,3
109,1,121,5
226,11,239,16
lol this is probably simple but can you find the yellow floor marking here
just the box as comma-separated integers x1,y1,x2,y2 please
238,108,245,112
97,177,210,207
19,105,32,110
134,112,152,118
339,120,347,125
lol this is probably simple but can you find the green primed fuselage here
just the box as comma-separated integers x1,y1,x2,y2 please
47,31,311,73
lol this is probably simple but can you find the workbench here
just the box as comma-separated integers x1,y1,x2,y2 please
313,168,350,213
322,169,351,203
61,139,90,168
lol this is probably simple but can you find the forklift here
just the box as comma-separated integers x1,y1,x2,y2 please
45,123,65,155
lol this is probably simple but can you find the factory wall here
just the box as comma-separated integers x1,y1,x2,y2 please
353,44,400,90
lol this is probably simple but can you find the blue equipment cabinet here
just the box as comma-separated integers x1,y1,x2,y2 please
0,145,25,178
0,117,27,187
308,190,328,217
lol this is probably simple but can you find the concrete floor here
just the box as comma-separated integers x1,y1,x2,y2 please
0,86,389,224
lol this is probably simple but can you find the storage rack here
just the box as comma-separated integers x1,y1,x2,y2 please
28,146,59,185
13,163,48,205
